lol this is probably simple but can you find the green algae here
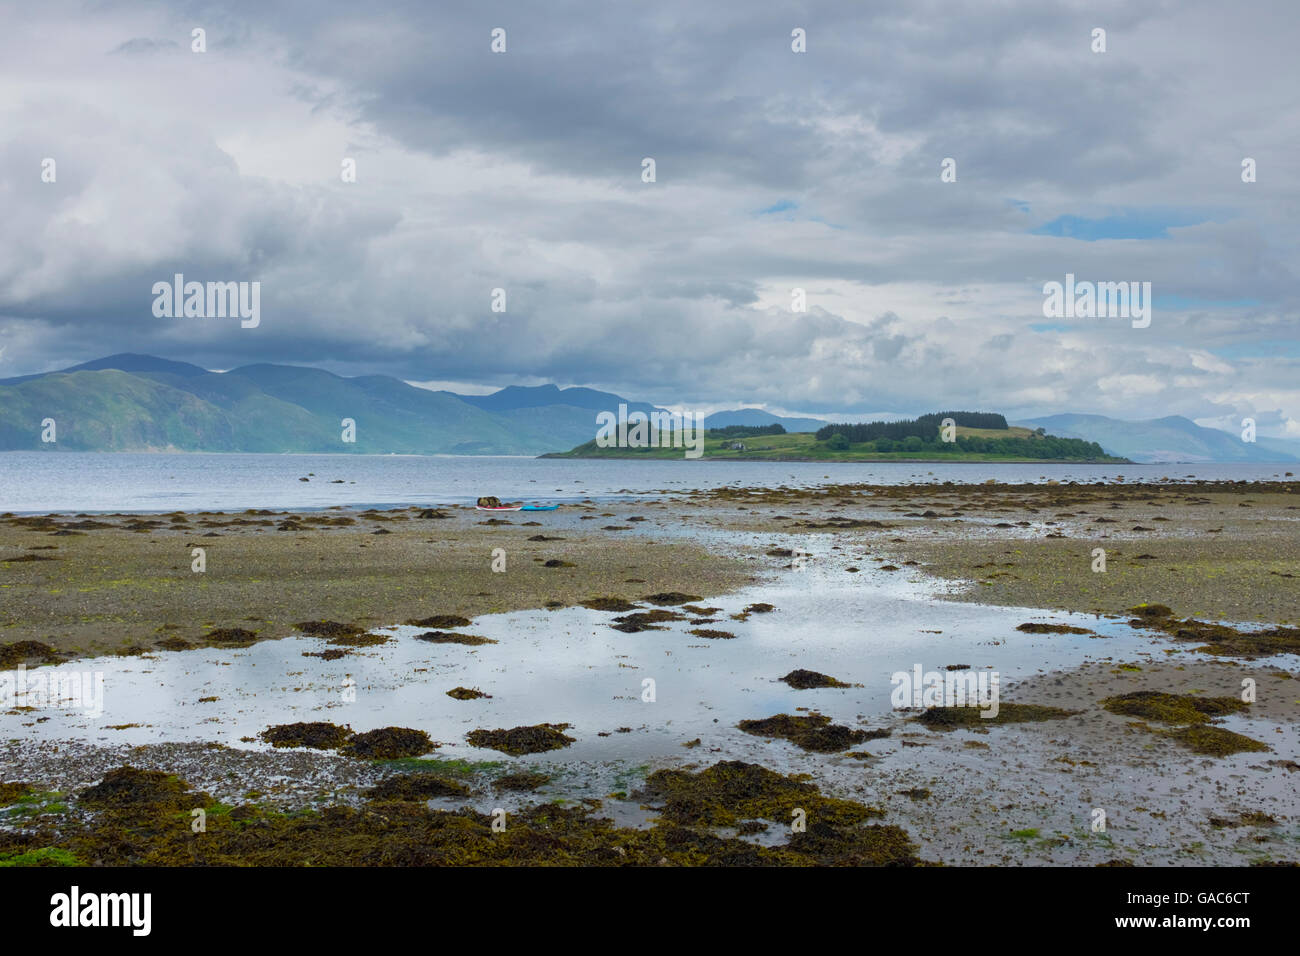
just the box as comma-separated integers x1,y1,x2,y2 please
0,847,81,867
737,713,870,752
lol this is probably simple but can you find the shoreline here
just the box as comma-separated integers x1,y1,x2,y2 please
3,480,1297,866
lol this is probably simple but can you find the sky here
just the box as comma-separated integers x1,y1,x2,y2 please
0,0,1297,433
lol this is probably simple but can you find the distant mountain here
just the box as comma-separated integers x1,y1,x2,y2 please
703,408,826,433
0,352,209,387
460,384,659,416
13,354,1280,461
1019,413,1300,464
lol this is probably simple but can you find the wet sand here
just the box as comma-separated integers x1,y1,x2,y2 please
2,480,1297,865
0,504,752,659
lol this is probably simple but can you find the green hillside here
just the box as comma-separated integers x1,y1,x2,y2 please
545,423,1126,462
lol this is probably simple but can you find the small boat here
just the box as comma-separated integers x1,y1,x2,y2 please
473,503,560,512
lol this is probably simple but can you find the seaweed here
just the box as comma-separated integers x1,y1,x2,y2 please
1101,691,1248,725
466,723,575,755
446,687,492,700
1016,622,1093,635
260,722,353,750
303,648,349,660
580,597,639,612
345,727,437,760
1166,725,1270,756
414,631,497,646
642,592,704,605
366,774,470,801
324,631,390,647
494,772,550,792
295,620,363,639
689,628,737,640
913,703,1077,730
404,615,472,628
0,641,59,668
79,767,210,811
780,669,852,689
0,783,34,806
207,627,258,642
737,713,869,752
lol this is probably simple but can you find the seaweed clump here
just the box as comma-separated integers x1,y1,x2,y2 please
344,727,437,760
780,669,852,690
296,620,363,639
206,627,259,643
0,783,33,806
79,767,210,812
914,703,1076,730
404,615,471,628
1016,623,1093,635
494,772,550,792
737,713,869,753
414,631,497,646
580,597,640,612
466,723,575,755
1167,725,1270,757
1101,691,1247,724
260,722,353,750
366,774,469,801
0,641,59,668
642,592,704,606
446,687,492,700
641,761,878,829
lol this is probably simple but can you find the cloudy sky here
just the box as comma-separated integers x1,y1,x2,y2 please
1,0,1297,433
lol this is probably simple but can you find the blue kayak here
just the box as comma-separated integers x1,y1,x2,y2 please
520,504,559,511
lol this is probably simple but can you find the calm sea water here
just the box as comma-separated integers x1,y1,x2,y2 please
0,452,1294,514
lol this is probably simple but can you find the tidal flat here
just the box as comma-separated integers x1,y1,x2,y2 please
1,480,1297,866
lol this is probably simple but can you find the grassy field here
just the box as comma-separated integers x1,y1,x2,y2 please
544,426,1124,462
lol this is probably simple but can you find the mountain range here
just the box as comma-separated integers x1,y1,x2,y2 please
1018,414,1300,464
2,353,1296,461
0,354,826,455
